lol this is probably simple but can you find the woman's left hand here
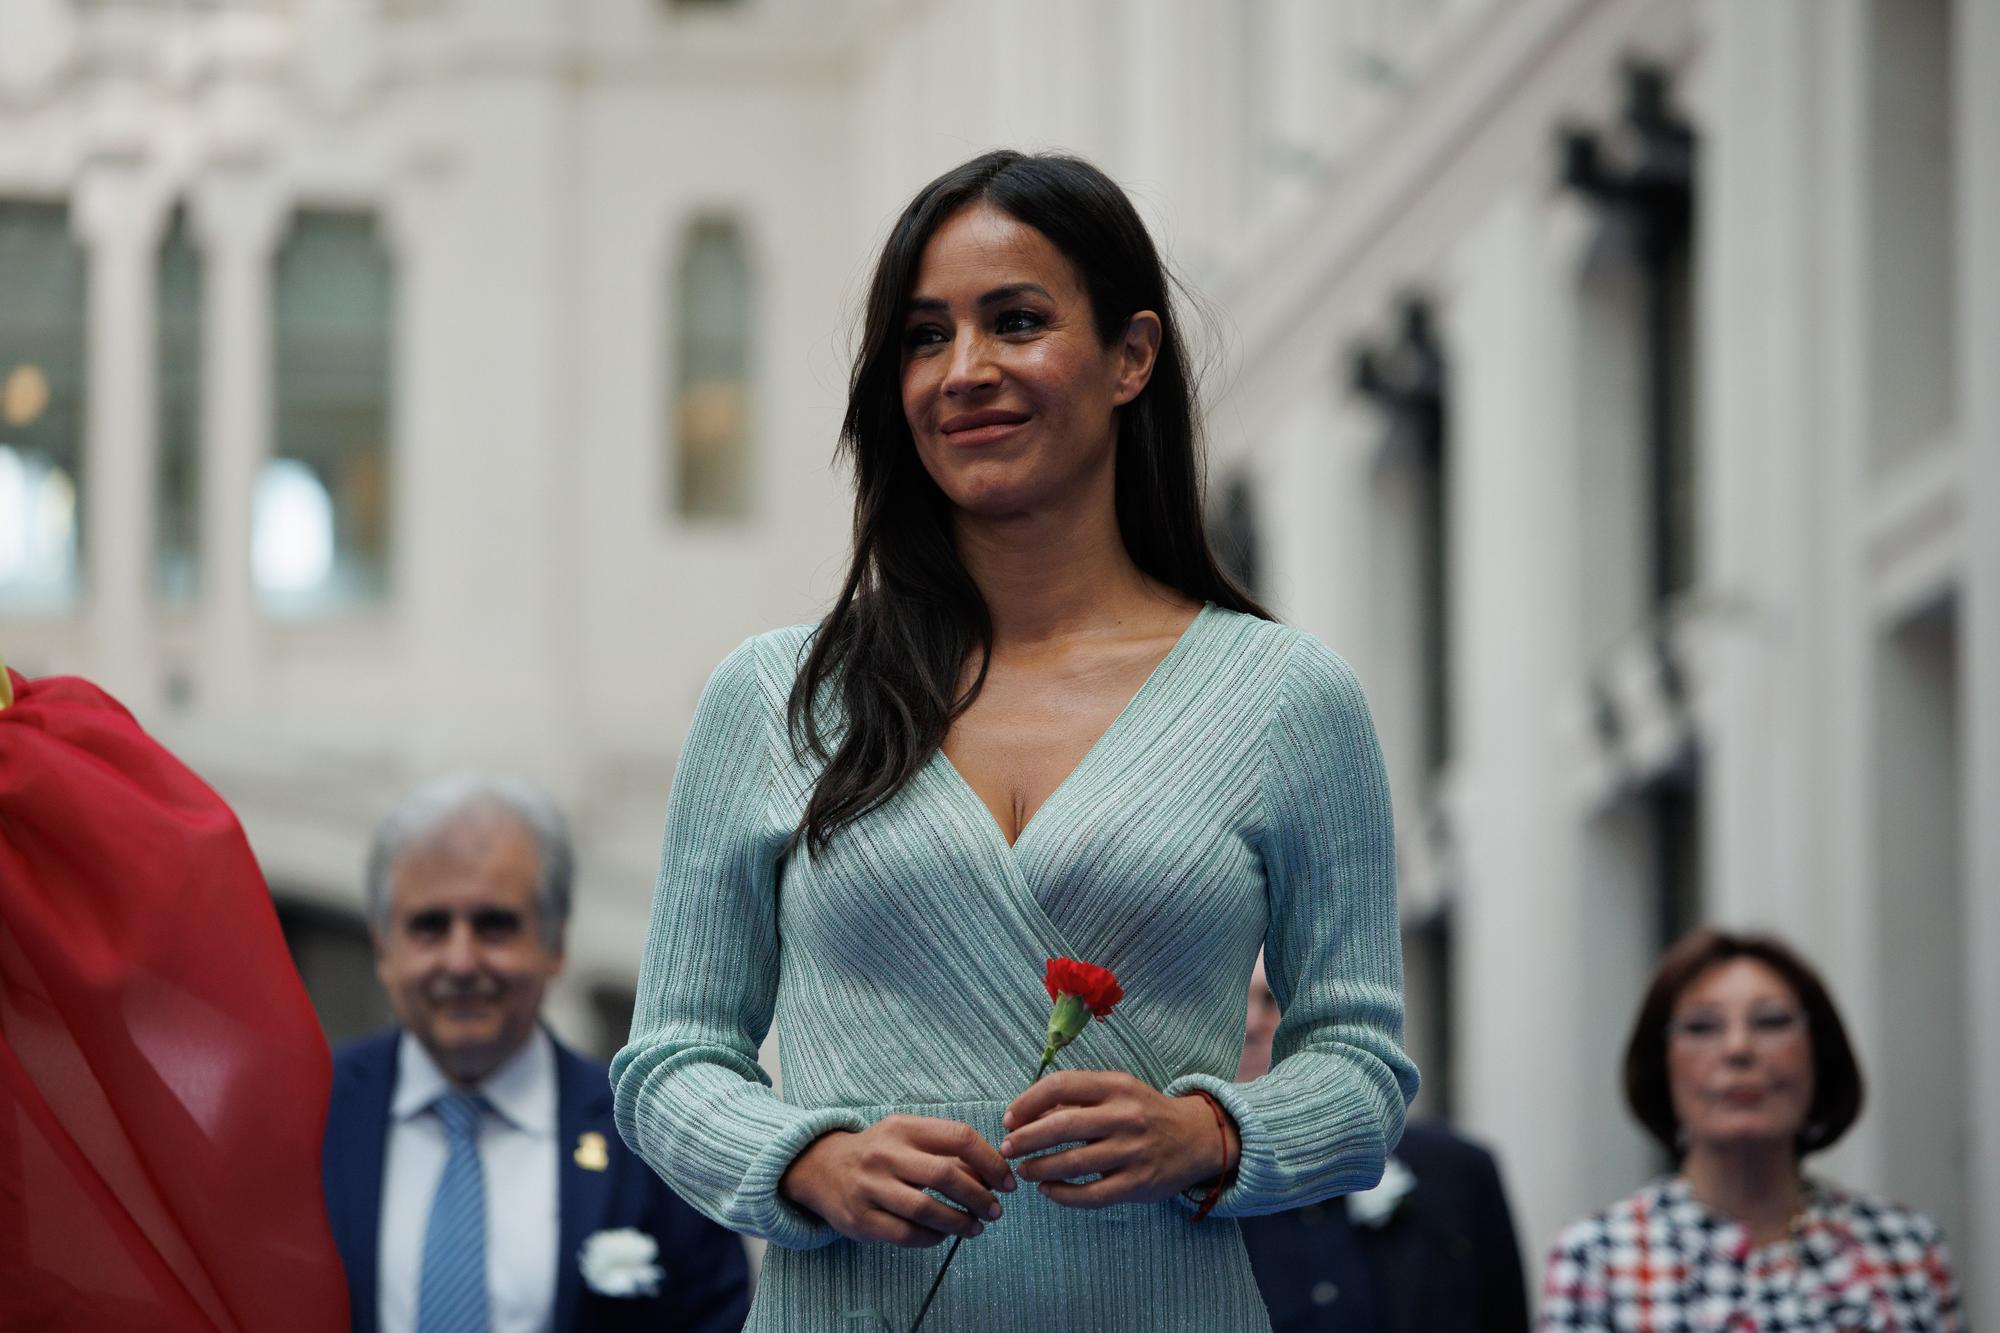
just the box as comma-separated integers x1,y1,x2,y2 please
998,1070,1236,1208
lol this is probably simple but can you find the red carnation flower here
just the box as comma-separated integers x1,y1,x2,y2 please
911,956,1127,1332
1043,957,1123,1018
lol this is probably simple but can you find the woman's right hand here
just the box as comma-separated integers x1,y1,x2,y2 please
779,1115,1018,1248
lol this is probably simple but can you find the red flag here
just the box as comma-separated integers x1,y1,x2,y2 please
0,668,350,1332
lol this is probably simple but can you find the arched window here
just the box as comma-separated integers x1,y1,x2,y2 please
260,209,392,614
671,217,752,520
157,206,203,603
0,201,86,611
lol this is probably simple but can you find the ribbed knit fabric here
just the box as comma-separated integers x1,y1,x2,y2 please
611,604,1419,1331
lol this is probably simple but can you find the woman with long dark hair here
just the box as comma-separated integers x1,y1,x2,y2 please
613,150,1418,1330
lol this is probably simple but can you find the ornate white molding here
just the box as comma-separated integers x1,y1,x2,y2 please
296,0,385,122
0,0,79,110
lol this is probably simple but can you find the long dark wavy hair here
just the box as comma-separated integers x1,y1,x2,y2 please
787,150,1269,856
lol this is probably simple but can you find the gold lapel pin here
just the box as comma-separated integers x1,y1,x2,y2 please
574,1131,610,1171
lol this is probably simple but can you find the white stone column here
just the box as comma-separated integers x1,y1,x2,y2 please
1187,1,1250,264
1260,390,1371,645
1444,187,1578,1263
1443,181,1660,1263
1695,0,1841,940
1115,0,1189,243
1265,0,1340,211
1810,0,1890,1196
73,164,168,710
394,67,581,794
1955,0,2000,1316
189,173,287,713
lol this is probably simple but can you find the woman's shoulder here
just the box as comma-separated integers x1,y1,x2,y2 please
744,622,819,669
701,624,819,707
1201,604,1307,652
1209,612,1376,740
1546,1177,1686,1255
1197,608,1363,689
1808,1177,1951,1247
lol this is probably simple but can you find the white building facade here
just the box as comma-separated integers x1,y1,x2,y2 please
2,0,1993,1314
1193,0,1998,1316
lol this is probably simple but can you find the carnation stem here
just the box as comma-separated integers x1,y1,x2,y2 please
906,1237,960,1333
907,1059,1053,1333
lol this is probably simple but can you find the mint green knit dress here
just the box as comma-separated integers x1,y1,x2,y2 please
611,605,1418,1332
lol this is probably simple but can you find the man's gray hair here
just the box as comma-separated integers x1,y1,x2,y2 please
365,775,574,948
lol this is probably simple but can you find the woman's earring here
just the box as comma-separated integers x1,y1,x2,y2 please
1674,1125,1690,1153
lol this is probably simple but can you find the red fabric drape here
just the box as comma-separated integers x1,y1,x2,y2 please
0,669,350,1332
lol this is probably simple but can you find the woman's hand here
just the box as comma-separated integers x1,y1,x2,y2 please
999,1071,1239,1209
779,1115,1018,1248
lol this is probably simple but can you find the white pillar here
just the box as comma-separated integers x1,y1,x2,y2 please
190,172,287,713
1697,0,1835,940
394,68,580,797
73,164,167,710
1269,0,1339,183
1812,0,1890,1196
1443,185,1652,1265
1115,0,1190,244
1955,0,2000,1316
1260,391,1371,645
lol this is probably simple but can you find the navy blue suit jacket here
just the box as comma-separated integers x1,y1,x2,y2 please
322,1030,750,1333
1239,1120,1529,1333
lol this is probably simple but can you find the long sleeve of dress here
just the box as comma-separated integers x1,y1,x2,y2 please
609,637,867,1250
1163,632,1419,1217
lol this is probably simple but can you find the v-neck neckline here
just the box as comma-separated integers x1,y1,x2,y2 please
931,601,1216,856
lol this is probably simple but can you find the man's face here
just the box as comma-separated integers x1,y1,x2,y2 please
373,811,564,1086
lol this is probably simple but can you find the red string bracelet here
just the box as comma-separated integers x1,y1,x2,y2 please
1182,1089,1238,1221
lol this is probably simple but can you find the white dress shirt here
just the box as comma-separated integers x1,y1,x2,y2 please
379,1029,560,1333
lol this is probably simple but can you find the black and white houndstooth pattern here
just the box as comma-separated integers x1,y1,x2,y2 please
1537,1176,1961,1331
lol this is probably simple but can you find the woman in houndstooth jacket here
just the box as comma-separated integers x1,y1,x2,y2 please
1537,928,1961,1332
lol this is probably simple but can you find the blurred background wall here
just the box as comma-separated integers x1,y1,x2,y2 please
2,0,1993,1314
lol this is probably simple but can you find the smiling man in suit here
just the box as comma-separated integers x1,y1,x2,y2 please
322,776,750,1333
1235,953,1528,1333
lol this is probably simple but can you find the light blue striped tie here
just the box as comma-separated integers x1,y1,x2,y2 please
417,1091,490,1333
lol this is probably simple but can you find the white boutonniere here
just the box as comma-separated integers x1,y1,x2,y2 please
579,1228,663,1297
1345,1155,1416,1228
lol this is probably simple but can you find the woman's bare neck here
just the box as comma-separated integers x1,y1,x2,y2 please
954,506,1190,650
